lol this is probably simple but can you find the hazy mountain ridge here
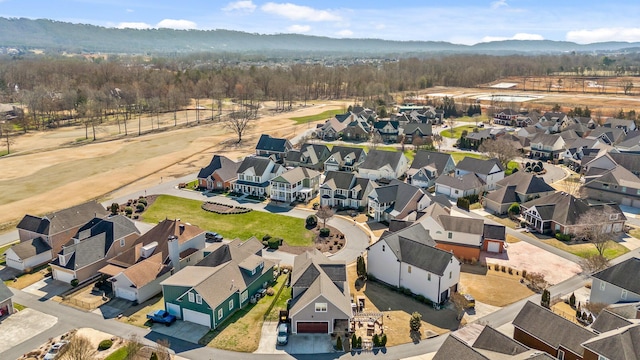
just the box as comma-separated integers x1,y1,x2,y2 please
1,17,639,55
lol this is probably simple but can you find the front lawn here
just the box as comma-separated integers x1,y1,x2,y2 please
104,347,128,360
460,268,534,307
116,295,164,328
447,151,487,163
289,109,344,124
201,274,288,352
144,195,314,246
541,239,630,259
441,125,479,138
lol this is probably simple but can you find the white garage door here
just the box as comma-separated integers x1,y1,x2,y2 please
54,269,75,283
613,223,623,232
487,241,500,253
632,199,640,208
183,308,211,328
622,197,632,206
166,303,181,318
115,287,137,301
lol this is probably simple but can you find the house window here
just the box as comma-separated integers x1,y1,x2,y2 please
195,294,202,304
557,349,565,360
449,271,452,279
454,190,459,194
315,302,327,312
622,289,628,300
120,238,125,247
188,292,195,303
600,282,606,291
637,189,640,195
602,183,609,189
609,214,618,220
598,356,610,360
622,186,627,192
407,265,412,274
241,291,248,303
218,308,223,320
382,245,385,252
229,299,234,310
448,232,453,239
427,273,431,281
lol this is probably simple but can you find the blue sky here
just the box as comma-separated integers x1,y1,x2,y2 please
1,0,640,45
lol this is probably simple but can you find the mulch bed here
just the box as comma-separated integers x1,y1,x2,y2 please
278,225,345,255
201,201,251,214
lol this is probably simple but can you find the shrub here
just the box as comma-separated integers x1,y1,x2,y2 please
508,267,513,275
357,336,362,349
522,270,527,278
124,207,133,215
336,335,343,351
372,334,380,347
319,228,330,237
266,287,275,296
555,232,571,241
403,287,412,296
569,293,576,308
494,264,499,271
409,312,422,332
267,238,280,250
456,197,470,211
136,203,145,212
306,215,318,227
415,294,426,303
380,334,387,347
70,279,79,287
110,203,119,215
501,265,506,273
262,234,272,241
138,198,147,206
351,334,358,349
98,339,113,351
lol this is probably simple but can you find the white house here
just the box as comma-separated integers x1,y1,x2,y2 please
319,171,375,209
435,173,485,199
358,150,409,181
367,223,460,304
367,181,431,222
590,257,640,305
233,156,285,197
4,237,52,271
269,167,321,203
454,157,504,191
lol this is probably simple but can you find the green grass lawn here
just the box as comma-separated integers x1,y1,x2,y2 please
0,240,18,265
446,151,487,163
144,195,313,246
13,303,26,311
441,125,479,138
265,279,292,322
184,179,199,189
104,347,128,360
454,115,490,123
289,109,344,124
542,239,630,259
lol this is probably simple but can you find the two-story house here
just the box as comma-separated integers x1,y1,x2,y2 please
284,143,331,171
342,118,372,141
407,150,455,189
402,122,433,144
197,155,241,191
324,146,367,172
269,167,321,203
373,120,400,143
590,257,640,305
587,126,626,145
604,118,636,134
233,156,285,197
358,149,409,181
493,108,520,126
483,171,556,215
317,117,347,141
529,133,567,162
255,134,293,162
583,165,640,208
367,180,431,222
320,171,374,210
454,157,504,190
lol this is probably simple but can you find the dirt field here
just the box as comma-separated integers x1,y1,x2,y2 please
0,100,349,229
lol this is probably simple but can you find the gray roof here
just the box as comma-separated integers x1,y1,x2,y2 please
255,134,291,153
0,281,13,303
588,127,625,144
359,149,405,171
581,324,640,360
513,301,595,356
483,224,506,241
322,171,356,190
591,309,633,334
604,118,635,130
197,155,240,181
328,145,366,163
456,157,503,175
521,192,625,226
433,335,489,360
439,215,484,235
403,122,432,136
592,257,640,296
484,185,519,205
410,150,453,173
610,152,640,174
271,167,320,185
291,249,346,287
436,173,485,191
371,181,425,219
237,156,273,176
531,133,564,148
472,326,529,355
9,237,51,259
584,165,640,190
496,172,555,195
16,201,109,236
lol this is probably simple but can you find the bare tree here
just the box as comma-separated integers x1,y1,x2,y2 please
152,339,171,360
316,205,334,229
370,132,383,149
59,334,94,360
478,138,519,170
432,133,443,151
575,209,615,257
0,121,14,155
560,176,583,196
224,108,253,143
580,254,610,273
584,302,608,317
124,334,144,360
450,292,468,320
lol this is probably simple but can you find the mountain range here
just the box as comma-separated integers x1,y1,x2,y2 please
1,17,639,56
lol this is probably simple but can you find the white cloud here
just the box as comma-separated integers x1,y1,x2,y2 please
222,0,256,12
566,27,640,44
374,24,386,30
261,2,341,22
287,24,311,33
156,19,197,30
126,8,134,13
336,29,353,37
117,22,152,29
481,33,544,42
491,0,508,9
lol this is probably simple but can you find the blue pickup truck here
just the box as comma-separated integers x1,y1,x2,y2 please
147,310,177,326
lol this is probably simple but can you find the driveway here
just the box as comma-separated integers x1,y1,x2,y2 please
93,297,136,319
255,320,286,354
283,333,333,354
262,249,296,266
22,276,71,299
150,320,210,344
0,308,58,353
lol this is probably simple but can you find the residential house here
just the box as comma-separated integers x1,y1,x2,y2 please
289,250,352,333
520,192,626,235
610,152,640,176
433,325,555,360
573,116,597,129
317,117,347,140
255,134,293,162
358,149,409,181
529,133,567,162
587,127,626,145
197,155,240,191
16,201,110,256
269,167,321,203
161,238,275,329
493,108,520,126
0,281,13,318
407,150,455,188
540,112,571,131
49,215,141,284
373,120,400,143
99,219,206,303
324,146,367,172
583,165,640,208
342,117,371,141
4,237,52,271
435,172,485,199
604,118,636,134
590,257,640,305
454,157,505,190
582,324,640,360
516,125,546,139
402,122,433,144
463,129,494,149
614,130,640,152
367,180,431,222
483,172,555,214
233,156,285,197
367,223,460,304
284,143,331,171
564,122,592,137
319,171,374,209
515,111,541,127
589,309,633,334
483,224,506,253
513,301,596,360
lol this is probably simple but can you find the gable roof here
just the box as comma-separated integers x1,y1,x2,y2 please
360,149,404,171
591,309,633,334
271,167,320,185
8,237,51,260
456,157,503,175
484,184,519,205
581,324,640,360
237,156,273,175
322,171,356,190
410,151,453,173
255,134,291,153
433,335,489,360
483,224,506,241
373,120,399,130
513,301,595,356
592,257,640,295
609,152,640,175
328,145,366,162
402,122,432,135
472,325,529,355
584,165,640,190
531,133,565,148
122,253,171,288
0,281,13,303
436,173,485,191
439,215,484,235
17,201,109,236
197,155,239,180
520,192,592,226
371,181,425,219
496,172,555,195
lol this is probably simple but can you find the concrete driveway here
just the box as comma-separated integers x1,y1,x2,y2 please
22,276,71,299
0,308,58,353
93,297,136,319
283,333,333,354
151,320,210,344
255,320,286,354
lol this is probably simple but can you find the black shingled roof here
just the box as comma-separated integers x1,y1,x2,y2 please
592,257,640,296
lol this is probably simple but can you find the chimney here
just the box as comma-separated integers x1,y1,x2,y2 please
179,223,185,235
168,235,181,271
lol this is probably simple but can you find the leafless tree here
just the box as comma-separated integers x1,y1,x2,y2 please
124,334,144,360
526,272,548,292
623,80,634,95
224,108,253,143
0,121,14,154
450,292,467,320
560,176,583,196
432,133,443,151
152,339,171,360
59,334,94,360
478,138,519,170
575,209,615,257
584,302,608,317
370,132,383,149
316,205,334,229
580,254,610,273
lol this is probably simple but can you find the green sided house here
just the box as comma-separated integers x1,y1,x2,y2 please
160,238,275,328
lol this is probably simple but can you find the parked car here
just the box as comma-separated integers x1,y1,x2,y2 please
147,309,177,326
462,294,476,309
44,340,69,360
205,231,223,242
256,288,267,298
277,322,289,345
